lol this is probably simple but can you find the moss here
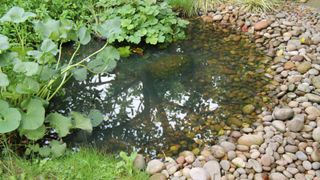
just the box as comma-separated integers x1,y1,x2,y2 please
0,148,149,180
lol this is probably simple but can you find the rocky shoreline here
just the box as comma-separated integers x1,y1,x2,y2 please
136,2,320,180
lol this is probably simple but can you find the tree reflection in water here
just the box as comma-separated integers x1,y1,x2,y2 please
50,21,268,157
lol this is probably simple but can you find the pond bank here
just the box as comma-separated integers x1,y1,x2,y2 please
144,2,320,180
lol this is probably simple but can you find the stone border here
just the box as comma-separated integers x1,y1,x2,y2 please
137,2,320,180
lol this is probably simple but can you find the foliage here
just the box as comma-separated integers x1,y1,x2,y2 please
0,148,149,179
117,151,138,176
93,0,189,44
0,6,122,155
0,0,188,45
236,0,282,12
166,0,198,17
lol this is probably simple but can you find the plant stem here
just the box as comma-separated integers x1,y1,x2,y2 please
13,24,24,51
56,42,63,70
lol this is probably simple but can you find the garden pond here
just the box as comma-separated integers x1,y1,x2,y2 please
50,20,270,157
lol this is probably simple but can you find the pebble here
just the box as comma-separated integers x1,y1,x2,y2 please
270,172,286,180
189,168,209,180
237,134,264,146
220,160,230,171
273,107,294,120
203,160,221,179
146,159,164,174
231,157,246,168
312,127,320,142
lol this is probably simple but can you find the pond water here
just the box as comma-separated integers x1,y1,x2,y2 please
50,20,270,157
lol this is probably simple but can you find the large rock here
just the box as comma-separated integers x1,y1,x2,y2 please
313,127,320,142
254,20,270,30
272,120,286,132
210,145,226,159
297,62,312,74
149,173,166,180
305,93,320,103
242,104,255,114
248,159,262,173
270,172,286,180
146,159,164,174
272,107,294,120
287,114,305,132
189,168,210,180
220,141,236,151
212,15,223,21
237,134,264,146
306,106,320,117
133,154,146,170
203,160,221,180
179,151,195,163
231,157,246,168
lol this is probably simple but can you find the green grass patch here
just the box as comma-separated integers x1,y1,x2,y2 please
0,148,149,180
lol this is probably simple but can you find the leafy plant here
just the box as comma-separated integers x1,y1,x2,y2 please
0,6,121,156
116,151,138,176
93,0,189,44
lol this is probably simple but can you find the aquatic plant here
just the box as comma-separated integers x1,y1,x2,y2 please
0,6,120,156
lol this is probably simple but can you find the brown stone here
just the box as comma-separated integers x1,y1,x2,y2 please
291,55,304,62
201,15,213,23
284,61,295,70
254,20,270,31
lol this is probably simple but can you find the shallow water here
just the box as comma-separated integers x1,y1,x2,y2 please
51,20,270,157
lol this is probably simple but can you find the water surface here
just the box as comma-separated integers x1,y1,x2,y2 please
51,20,269,157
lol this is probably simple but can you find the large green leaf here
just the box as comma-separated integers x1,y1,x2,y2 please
88,109,104,127
13,61,39,76
71,111,92,133
78,27,91,45
50,140,66,158
0,100,21,133
87,46,120,73
20,98,45,130
0,7,35,23
33,19,60,40
16,77,40,94
0,34,10,51
96,18,122,40
0,72,9,87
19,125,46,140
40,39,58,55
46,113,72,137
73,68,87,81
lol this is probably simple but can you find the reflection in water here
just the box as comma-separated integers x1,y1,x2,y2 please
50,20,269,157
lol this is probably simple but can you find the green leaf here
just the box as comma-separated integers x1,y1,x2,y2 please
0,6,36,23
39,66,57,81
19,125,46,140
13,62,39,76
41,39,58,55
96,18,122,39
0,72,9,87
0,100,21,133
88,109,104,127
146,36,158,45
50,140,66,158
46,113,72,137
78,27,91,45
118,46,131,58
20,98,45,130
0,34,10,51
39,147,51,157
34,19,60,40
73,68,87,81
88,46,120,73
16,77,40,94
71,111,92,133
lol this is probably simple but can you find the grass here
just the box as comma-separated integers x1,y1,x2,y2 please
166,0,283,16
236,0,282,13
0,148,149,180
